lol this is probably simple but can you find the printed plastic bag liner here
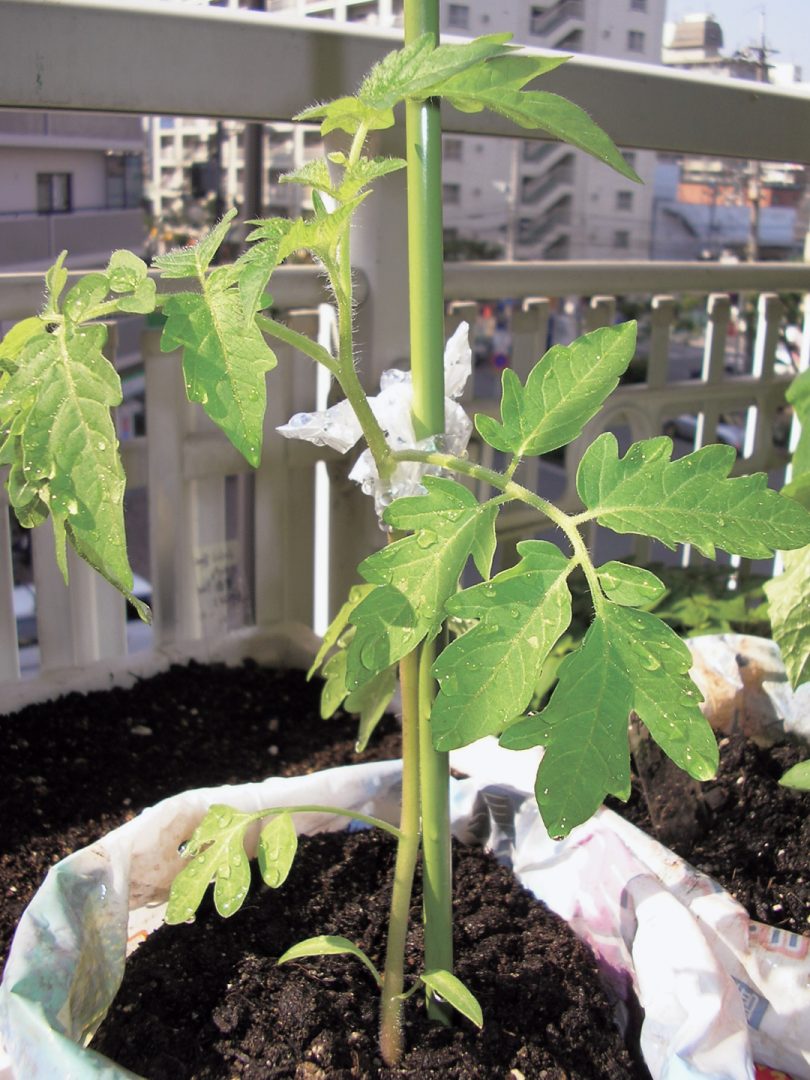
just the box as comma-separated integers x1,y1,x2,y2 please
1,744,808,1080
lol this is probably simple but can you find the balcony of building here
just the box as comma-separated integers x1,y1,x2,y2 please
0,0,809,704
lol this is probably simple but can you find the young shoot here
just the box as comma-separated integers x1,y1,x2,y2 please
2,23,809,1070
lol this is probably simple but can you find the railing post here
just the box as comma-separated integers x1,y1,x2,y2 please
349,130,411,386
584,295,616,333
143,325,199,647
0,479,20,681
254,311,318,628
743,293,783,462
648,295,675,390
512,297,551,382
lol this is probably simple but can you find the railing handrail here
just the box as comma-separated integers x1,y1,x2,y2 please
3,0,810,164
443,260,810,299
0,265,368,321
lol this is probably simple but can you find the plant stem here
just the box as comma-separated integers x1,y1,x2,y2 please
393,447,607,611
238,805,405,840
417,638,453,999
379,648,422,1065
255,314,338,374
404,0,454,1026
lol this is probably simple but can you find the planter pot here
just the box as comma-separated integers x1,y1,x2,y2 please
1,741,808,1080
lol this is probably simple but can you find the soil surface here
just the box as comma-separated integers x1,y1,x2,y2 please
2,659,808,1077
93,831,644,1079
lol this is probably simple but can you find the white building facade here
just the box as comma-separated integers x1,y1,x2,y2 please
0,112,146,272
266,0,665,261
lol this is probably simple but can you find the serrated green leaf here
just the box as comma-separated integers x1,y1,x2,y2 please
359,32,515,111
321,647,350,719
161,288,276,467
0,324,145,614
62,273,110,322
337,156,407,202
502,604,716,837
0,317,44,371
421,970,483,1028
578,433,810,559
434,58,639,182
346,478,498,690
779,760,810,790
765,544,810,688
296,95,394,137
281,158,334,193
116,277,157,315
597,561,666,607
166,803,254,923
782,472,810,509
274,197,367,266
154,209,237,279
344,585,420,691
278,935,382,986
614,608,717,781
43,251,68,314
431,540,572,750
106,248,149,293
345,663,397,752
786,367,810,479
258,813,298,888
237,217,293,321
309,584,374,679
502,616,632,836
475,323,636,457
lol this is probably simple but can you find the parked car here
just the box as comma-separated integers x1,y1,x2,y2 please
662,414,745,454
14,574,151,647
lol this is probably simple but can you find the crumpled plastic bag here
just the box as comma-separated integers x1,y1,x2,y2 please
277,322,473,518
1,741,808,1080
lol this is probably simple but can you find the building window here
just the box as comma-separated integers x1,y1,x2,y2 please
623,150,637,170
37,173,72,214
303,130,322,148
443,183,461,205
616,190,633,211
347,1,377,19
613,229,630,249
443,138,463,161
529,5,545,34
446,3,469,29
627,30,645,52
630,0,646,10
105,154,143,209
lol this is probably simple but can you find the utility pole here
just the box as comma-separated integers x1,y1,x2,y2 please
243,0,266,231
744,12,778,262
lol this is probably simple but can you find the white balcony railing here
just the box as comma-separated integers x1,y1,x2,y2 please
1,0,810,708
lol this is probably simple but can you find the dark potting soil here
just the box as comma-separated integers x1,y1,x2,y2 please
1,659,808,1077
92,831,645,1079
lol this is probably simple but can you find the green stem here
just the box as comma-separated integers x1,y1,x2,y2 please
417,638,453,1024
380,649,422,1065
241,805,405,841
392,447,607,613
255,314,338,374
404,0,454,1026
330,179,394,482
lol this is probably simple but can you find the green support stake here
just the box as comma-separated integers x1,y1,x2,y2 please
404,0,455,1026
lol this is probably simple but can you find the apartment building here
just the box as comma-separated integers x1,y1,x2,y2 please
144,0,663,261
0,112,146,273
655,13,807,262
267,0,666,261
145,117,322,247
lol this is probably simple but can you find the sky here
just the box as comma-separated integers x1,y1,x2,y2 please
665,1,810,82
